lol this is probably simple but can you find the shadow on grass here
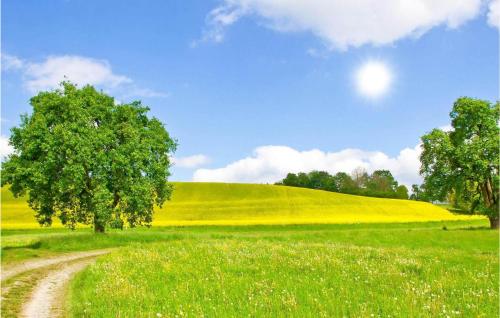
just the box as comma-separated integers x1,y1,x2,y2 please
448,226,491,231
2,240,42,250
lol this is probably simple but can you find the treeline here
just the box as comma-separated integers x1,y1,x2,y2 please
275,168,410,199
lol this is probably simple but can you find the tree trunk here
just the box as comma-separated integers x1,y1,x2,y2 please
489,216,499,229
94,218,105,233
480,181,498,229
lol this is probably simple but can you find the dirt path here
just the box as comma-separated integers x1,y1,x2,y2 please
21,257,97,318
1,250,110,318
1,249,110,282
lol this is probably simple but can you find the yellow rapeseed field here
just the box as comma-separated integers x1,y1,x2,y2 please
1,182,481,229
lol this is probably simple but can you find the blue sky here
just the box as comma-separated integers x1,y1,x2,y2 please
2,0,499,186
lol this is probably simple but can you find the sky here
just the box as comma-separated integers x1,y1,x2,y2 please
1,0,499,187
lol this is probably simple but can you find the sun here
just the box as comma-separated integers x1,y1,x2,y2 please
355,61,392,99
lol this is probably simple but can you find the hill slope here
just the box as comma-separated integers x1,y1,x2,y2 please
1,182,478,228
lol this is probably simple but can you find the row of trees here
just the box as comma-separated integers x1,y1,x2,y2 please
276,168,409,199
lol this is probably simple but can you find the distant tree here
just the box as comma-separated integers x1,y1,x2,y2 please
395,185,409,199
351,167,369,189
296,172,310,188
409,184,421,201
366,170,398,193
2,83,177,233
420,97,499,228
308,171,335,190
280,173,300,187
333,172,357,193
409,184,432,202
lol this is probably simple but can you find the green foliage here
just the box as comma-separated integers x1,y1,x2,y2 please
307,170,336,190
409,184,430,201
396,185,409,199
420,97,499,227
1,83,176,232
332,171,357,193
366,170,398,192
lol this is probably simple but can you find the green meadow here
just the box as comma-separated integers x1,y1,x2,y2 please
1,183,497,317
1,220,497,317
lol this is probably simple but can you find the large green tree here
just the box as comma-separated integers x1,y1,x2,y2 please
420,97,499,228
2,83,177,232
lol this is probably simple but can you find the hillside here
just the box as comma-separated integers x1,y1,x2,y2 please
1,182,478,228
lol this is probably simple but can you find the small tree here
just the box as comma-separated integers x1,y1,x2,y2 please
409,184,431,202
278,173,299,187
2,83,177,232
333,172,357,193
420,97,499,228
296,172,310,188
395,185,409,199
410,184,421,200
366,170,398,193
308,170,334,190
351,167,369,189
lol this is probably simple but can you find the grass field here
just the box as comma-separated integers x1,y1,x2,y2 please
71,226,498,317
1,183,497,317
2,221,497,317
1,182,481,229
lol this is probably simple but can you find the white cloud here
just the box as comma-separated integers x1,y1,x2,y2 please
204,0,482,49
0,135,14,160
173,154,210,168
1,53,25,71
192,5,248,46
193,145,423,187
488,0,500,28
438,124,453,132
24,55,132,92
1,53,168,98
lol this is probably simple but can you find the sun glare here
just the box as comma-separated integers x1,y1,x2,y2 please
356,61,392,99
